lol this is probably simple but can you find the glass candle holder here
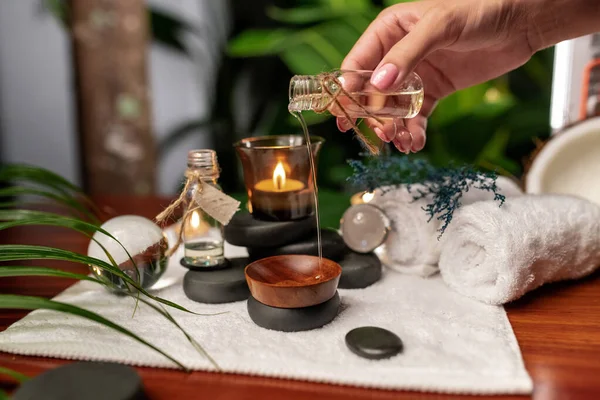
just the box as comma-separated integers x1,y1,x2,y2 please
235,135,324,221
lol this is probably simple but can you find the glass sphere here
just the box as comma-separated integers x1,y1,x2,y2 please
87,215,169,292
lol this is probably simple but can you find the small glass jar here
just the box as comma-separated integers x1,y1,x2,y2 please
182,149,225,268
288,70,424,119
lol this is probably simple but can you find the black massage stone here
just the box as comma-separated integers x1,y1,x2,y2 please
224,212,316,248
345,326,403,360
183,257,250,304
12,362,147,400
247,229,346,261
338,251,382,289
247,291,340,332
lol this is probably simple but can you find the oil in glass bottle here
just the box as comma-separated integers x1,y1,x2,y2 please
182,149,225,268
288,70,424,119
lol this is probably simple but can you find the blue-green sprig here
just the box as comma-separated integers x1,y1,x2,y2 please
347,156,506,235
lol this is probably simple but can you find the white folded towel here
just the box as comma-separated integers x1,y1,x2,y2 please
371,176,523,276
439,195,600,305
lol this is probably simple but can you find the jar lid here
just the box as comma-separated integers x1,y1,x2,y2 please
187,149,220,178
340,204,390,253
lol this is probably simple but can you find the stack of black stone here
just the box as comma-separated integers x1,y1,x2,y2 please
182,210,382,305
182,256,251,304
223,212,382,290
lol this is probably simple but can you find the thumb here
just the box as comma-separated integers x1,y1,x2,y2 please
370,9,455,91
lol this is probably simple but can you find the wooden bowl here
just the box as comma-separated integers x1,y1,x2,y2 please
244,255,342,309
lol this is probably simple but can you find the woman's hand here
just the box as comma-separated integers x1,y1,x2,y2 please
338,0,536,153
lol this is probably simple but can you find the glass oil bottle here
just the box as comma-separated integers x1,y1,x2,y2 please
288,70,424,119
182,149,225,268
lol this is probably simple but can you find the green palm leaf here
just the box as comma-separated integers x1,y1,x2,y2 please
0,366,29,382
0,266,105,284
1,210,154,314
0,209,144,290
0,164,102,220
0,266,223,366
0,295,187,370
0,187,98,223
0,164,81,195
0,265,223,319
0,210,100,233
0,245,194,315
0,164,218,367
135,298,220,370
0,244,137,287
0,210,127,266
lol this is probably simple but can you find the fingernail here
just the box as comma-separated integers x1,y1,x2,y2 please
411,133,426,152
384,128,397,142
374,127,390,143
371,63,399,90
392,138,405,153
337,118,351,132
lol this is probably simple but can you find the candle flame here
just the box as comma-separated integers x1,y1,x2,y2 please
190,210,200,229
362,192,374,203
273,161,286,191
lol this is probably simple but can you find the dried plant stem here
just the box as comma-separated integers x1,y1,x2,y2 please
313,73,383,155
155,170,203,256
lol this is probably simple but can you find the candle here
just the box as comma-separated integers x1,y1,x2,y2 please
350,191,375,205
251,161,313,221
255,162,305,192
235,135,324,223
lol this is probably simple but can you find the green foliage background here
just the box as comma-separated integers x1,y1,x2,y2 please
0,3,554,384
169,0,551,225
161,0,552,189
47,0,553,226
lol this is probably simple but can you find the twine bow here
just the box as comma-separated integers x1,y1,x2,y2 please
156,169,240,256
313,72,386,155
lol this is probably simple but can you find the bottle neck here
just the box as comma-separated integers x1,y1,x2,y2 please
288,75,335,112
187,149,220,182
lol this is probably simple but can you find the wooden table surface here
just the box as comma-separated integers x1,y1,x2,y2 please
1,196,600,400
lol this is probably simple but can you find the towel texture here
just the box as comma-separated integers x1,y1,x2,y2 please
372,176,523,276
0,229,533,395
439,194,600,305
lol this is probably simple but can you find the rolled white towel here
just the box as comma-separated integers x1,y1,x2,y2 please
371,176,522,276
439,195,600,305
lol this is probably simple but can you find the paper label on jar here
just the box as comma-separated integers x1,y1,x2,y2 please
194,183,241,226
